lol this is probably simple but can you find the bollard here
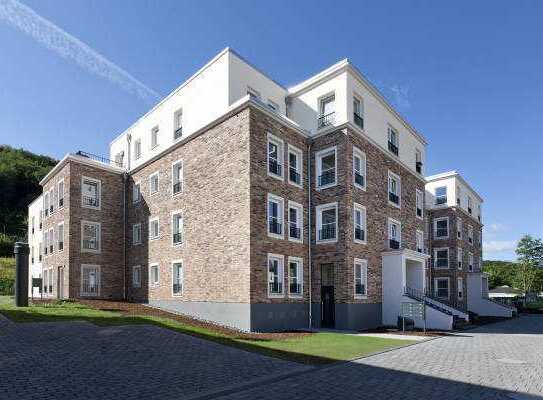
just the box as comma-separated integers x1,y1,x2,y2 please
14,242,29,307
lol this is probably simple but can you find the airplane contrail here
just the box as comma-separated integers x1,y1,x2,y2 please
0,0,160,103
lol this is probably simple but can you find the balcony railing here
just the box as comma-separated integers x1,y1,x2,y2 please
388,141,398,155
269,281,283,294
318,225,336,241
82,195,99,208
173,232,183,244
289,168,301,185
82,240,98,251
269,220,282,235
58,242,63,251
318,169,335,187
289,225,301,239
289,282,302,295
172,283,183,294
389,192,399,205
354,113,364,129
172,182,182,194
354,172,365,187
75,150,123,168
355,283,366,296
268,159,282,176
174,127,183,140
389,239,400,249
355,227,365,241
416,161,423,174
318,112,335,129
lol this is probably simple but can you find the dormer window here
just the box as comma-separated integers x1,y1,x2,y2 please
387,127,399,155
435,186,447,205
318,94,335,128
353,96,364,129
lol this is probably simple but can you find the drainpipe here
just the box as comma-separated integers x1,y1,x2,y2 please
307,141,313,330
123,133,131,300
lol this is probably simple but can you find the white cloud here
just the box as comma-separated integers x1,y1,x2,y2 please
0,0,160,103
485,223,507,233
483,240,517,254
389,84,411,110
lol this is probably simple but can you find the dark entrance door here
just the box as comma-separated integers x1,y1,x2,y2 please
320,263,335,328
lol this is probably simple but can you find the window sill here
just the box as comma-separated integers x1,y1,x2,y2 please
354,239,367,245
354,295,368,300
288,180,303,189
316,238,338,245
434,266,450,270
150,191,159,196
316,182,337,191
268,232,284,240
172,293,184,297
288,294,303,299
132,242,142,247
149,237,160,241
434,236,449,240
172,242,183,247
288,237,303,244
81,249,101,254
353,183,366,191
388,201,401,209
268,293,285,299
81,205,101,211
267,171,284,181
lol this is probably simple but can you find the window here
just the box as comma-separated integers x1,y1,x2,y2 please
114,151,124,167
47,268,53,294
132,266,141,288
287,145,302,186
57,223,64,252
467,196,473,214
318,94,335,128
317,202,338,243
415,149,423,173
388,171,401,207
172,212,183,245
172,160,183,195
316,147,337,188
44,233,48,255
267,100,279,112
388,218,401,249
387,126,399,155
434,248,449,269
30,246,34,264
81,221,101,253
38,242,42,261
150,126,159,149
81,177,101,209
468,253,474,272
415,189,424,219
434,217,449,239
267,134,283,179
478,204,482,223
468,225,474,244
149,218,160,240
132,223,142,245
353,147,366,189
48,228,54,254
353,203,367,244
149,172,159,195
43,269,48,294
58,180,64,208
457,277,464,300
172,262,183,295
267,253,284,296
287,201,303,242
288,257,303,296
44,192,49,217
354,259,368,298
435,186,447,205
31,216,35,235
456,186,462,206
353,96,364,129
149,264,159,287
434,278,449,299
174,109,183,140
132,181,141,204
457,248,463,270
134,138,142,160
267,194,284,238
457,218,463,239
81,265,100,296
49,188,55,214
416,230,424,253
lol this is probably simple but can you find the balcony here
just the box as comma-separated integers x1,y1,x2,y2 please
289,282,302,295
355,227,365,242
389,192,399,205
389,239,400,249
172,182,182,194
354,172,365,187
388,141,398,156
354,113,364,129
268,159,282,176
318,169,335,187
318,112,335,129
269,281,283,294
269,220,282,235
416,161,423,174
289,224,301,240
82,195,99,208
174,127,183,140
319,225,336,241
289,168,301,185
173,232,183,244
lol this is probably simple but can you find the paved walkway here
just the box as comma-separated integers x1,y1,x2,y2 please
1,314,542,399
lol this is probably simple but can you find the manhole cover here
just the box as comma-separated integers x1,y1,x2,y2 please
496,358,526,365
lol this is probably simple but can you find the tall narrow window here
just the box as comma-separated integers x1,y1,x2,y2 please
457,247,463,270
288,257,302,296
267,194,284,238
457,278,464,300
149,172,159,195
81,177,101,209
468,225,474,244
288,145,302,186
174,109,183,140
353,147,366,189
132,223,142,245
81,221,101,253
44,192,49,217
134,139,142,160
81,265,100,296
172,262,183,295
172,160,183,195
435,186,447,205
434,217,449,239
31,216,35,235
457,218,463,240
434,248,449,269
353,96,364,129
456,186,462,206
132,182,141,204
267,134,283,179
58,180,64,208
150,126,159,149
468,253,474,272
149,218,160,240
353,203,367,244
435,278,449,299
150,264,159,286
316,147,337,188
416,230,424,253
268,254,284,296
48,228,54,254
388,171,401,207
317,203,338,243
467,196,473,214
43,269,48,295
318,94,335,128
415,149,423,173
287,201,303,242
416,189,424,219
57,223,64,251
354,259,368,297
387,126,399,155
49,188,54,214
388,218,401,249
172,212,183,245
132,266,141,288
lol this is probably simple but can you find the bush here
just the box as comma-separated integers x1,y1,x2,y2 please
0,234,17,258
0,257,15,295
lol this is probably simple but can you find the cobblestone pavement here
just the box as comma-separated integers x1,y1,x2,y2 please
1,315,542,400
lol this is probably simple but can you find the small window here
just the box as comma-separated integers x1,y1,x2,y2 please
387,126,399,155
132,182,141,204
317,202,338,243
388,171,401,207
267,134,283,179
388,218,401,249
48,228,54,254
149,218,160,240
416,189,424,219
81,221,101,253
268,254,284,296
172,212,183,245
434,217,449,239
81,177,101,209
434,248,449,269
43,269,48,294
49,188,55,214
172,160,183,195
354,259,368,298
316,147,337,189
435,186,447,205
58,180,65,208
468,253,474,272
172,262,183,295
478,204,482,223
132,223,142,245
114,152,124,167
134,139,142,160
318,94,335,128
132,266,141,288
415,149,423,174
353,203,367,244
457,277,464,300
150,264,159,287
457,218,463,240
435,278,449,299
416,230,424,253
456,186,462,206
174,109,183,140
287,201,303,242
468,225,474,244
288,257,303,297
57,223,64,252
353,96,364,129
44,192,49,217
287,145,302,186
267,194,284,238
353,147,366,190
150,126,159,149
457,248,463,270
81,265,100,297
149,172,159,195
467,196,473,214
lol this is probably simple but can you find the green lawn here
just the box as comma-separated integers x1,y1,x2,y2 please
0,297,416,364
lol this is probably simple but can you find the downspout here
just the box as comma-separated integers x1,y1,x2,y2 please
123,133,131,300
307,140,312,330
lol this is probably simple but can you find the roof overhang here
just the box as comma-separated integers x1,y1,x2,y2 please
425,170,484,202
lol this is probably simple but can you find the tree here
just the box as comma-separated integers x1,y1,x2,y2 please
482,260,517,289
515,235,543,303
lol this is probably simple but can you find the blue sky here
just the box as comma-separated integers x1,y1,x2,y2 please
1,0,541,260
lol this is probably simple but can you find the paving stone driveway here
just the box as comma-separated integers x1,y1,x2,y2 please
1,315,542,400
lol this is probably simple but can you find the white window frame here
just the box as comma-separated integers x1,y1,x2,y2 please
435,186,447,206
434,277,450,300
267,193,284,239
315,146,337,190
171,160,183,196
416,230,424,253
174,109,183,140
81,221,101,253
468,225,474,244
287,144,303,188
267,253,284,298
80,264,100,297
149,217,160,241
171,210,183,246
415,189,424,220
433,217,449,239
149,172,159,195
457,218,463,240
149,263,159,287
132,265,142,288
457,247,463,270
316,202,338,244
434,247,450,269
81,176,101,211
44,192,49,217
352,146,367,190
132,223,142,246
132,181,141,204
57,222,64,252
172,260,183,296
287,201,303,243
387,170,401,208
353,203,367,245
457,277,464,300
150,126,159,149
354,258,368,299
388,217,402,248
468,253,474,272
134,138,142,160
287,256,303,298
49,188,55,214
388,126,399,148
48,228,54,254
58,179,65,208
267,133,284,181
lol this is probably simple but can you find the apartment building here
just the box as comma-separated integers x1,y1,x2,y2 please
30,48,514,332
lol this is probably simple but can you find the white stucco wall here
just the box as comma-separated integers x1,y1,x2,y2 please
27,196,43,296
467,273,514,317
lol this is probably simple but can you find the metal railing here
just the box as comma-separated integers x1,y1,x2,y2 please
75,150,123,168
269,220,282,235
269,281,283,294
82,195,99,208
289,225,301,239
174,127,183,140
354,113,364,129
172,182,182,194
389,239,400,249
355,227,365,241
289,168,301,185
354,172,365,187
389,192,399,204
318,169,335,187
318,112,335,129
318,225,336,241
268,159,282,176
173,233,183,244
388,141,398,155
